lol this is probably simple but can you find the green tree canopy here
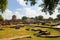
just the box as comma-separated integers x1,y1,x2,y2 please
0,0,8,13
57,14,60,20
0,15,3,21
35,15,43,20
24,0,59,15
22,16,27,21
48,17,53,20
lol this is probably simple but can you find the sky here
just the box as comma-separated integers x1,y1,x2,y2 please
1,0,60,20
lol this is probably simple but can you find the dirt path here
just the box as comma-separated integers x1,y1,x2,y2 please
0,35,31,40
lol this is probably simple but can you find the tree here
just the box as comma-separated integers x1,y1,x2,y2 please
54,18,58,21
24,0,59,15
0,15,3,21
30,17,35,19
56,14,60,20
22,16,28,24
22,16,27,21
35,15,43,20
0,0,8,13
35,16,38,20
48,17,53,20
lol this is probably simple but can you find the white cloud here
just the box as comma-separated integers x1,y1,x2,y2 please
2,0,59,20
2,9,13,20
37,7,59,19
2,9,24,20
24,7,51,18
17,0,27,6
24,7,59,19
1,7,59,20
14,10,24,19
25,8,39,17
37,7,51,18
50,9,59,19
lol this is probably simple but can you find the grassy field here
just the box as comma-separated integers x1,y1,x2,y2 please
0,27,28,38
12,27,60,40
13,37,60,40
0,24,60,40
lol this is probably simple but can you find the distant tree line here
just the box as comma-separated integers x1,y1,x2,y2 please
1,14,60,21
22,14,60,21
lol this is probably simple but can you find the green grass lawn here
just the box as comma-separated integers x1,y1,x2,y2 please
0,25,60,40
12,28,60,40
0,27,28,39
12,37,60,40
12,27,60,40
